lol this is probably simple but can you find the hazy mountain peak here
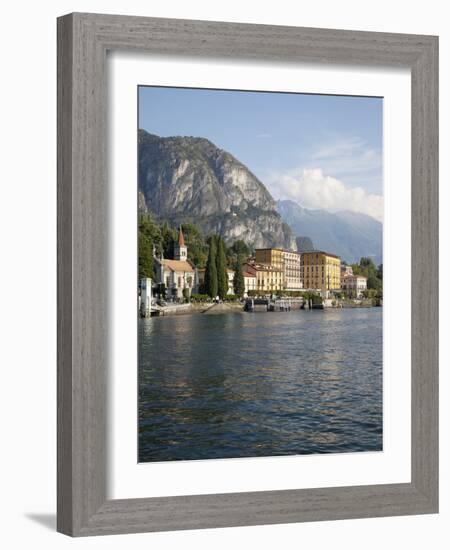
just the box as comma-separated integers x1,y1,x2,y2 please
277,199,382,264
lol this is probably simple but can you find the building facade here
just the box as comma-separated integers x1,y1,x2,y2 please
255,248,284,271
196,268,235,296
196,268,205,292
254,248,302,291
154,227,195,300
243,270,256,295
245,262,284,293
282,249,303,290
139,277,152,316
341,274,367,298
341,264,354,277
227,269,235,295
300,251,341,292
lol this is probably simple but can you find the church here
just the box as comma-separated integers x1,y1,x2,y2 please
154,227,196,300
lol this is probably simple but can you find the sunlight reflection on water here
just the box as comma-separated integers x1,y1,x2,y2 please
139,308,382,462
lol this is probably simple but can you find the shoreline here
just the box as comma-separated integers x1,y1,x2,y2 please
142,300,381,318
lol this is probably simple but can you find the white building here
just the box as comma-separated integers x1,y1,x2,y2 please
282,249,303,291
140,277,152,317
243,270,256,295
195,267,232,295
341,274,367,298
341,264,354,277
227,269,235,295
196,268,206,293
154,227,195,300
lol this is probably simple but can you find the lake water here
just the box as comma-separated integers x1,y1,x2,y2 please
139,308,382,462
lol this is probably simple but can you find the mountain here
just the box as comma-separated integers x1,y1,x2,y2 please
296,236,315,252
138,130,295,249
277,199,382,265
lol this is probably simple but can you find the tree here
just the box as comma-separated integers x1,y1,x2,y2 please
227,239,251,267
204,236,218,298
367,273,382,291
138,214,162,280
158,283,166,300
182,288,190,302
138,232,153,280
377,263,383,281
182,223,208,268
160,222,177,259
360,257,376,270
216,236,229,300
302,291,322,306
352,257,383,291
233,262,245,298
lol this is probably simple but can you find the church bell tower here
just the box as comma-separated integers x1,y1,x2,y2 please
174,226,187,261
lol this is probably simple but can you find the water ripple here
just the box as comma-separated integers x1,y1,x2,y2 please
139,308,383,461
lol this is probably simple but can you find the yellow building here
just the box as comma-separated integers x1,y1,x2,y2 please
255,248,302,291
300,251,341,291
245,262,284,293
255,248,284,271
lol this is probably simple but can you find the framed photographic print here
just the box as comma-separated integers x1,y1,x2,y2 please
57,13,438,536
136,86,384,463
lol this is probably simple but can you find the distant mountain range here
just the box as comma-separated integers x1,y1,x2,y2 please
138,130,382,264
277,199,382,265
139,130,295,249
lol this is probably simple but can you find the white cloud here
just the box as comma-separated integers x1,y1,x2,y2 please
269,167,384,222
263,135,383,221
309,137,382,190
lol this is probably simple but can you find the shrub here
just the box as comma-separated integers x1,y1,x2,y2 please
302,291,323,304
224,294,240,302
279,290,303,297
190,293,210,302
182,288,190,302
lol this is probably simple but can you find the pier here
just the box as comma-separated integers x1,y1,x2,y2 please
142,303,193,317
244,297,304,312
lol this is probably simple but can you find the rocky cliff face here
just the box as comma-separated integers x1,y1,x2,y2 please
138,130,295,249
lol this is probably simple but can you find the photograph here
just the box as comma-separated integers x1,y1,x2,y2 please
0,1,442,543
138,86,383,462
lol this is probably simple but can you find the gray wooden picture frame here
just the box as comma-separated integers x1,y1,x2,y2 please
57,12,439,537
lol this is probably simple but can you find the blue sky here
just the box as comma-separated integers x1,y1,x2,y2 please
139,86,383,221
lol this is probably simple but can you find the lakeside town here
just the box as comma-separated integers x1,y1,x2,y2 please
137,90,384,462
139,222,382,317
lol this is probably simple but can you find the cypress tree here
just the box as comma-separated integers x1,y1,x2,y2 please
233,261,245,298
216,236,229,300
138,232,153,280
204,237,218,298
138,214,162,280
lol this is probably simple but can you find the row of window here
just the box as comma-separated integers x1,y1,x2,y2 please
301,259,340,266
301,267,340,273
